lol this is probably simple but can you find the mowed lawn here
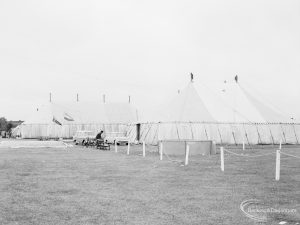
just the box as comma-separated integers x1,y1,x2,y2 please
0,144,299,225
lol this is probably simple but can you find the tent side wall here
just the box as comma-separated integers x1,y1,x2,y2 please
20,123,132,139
19,122,300,145
138,122,300,145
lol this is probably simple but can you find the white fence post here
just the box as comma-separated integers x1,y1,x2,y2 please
127,141,130,155
279,140,282,150
220,147,224,172
185,144,190,166
242,142,245,151
160,142,163,160
275,150,281,181
142,141,146,157
115,141,118,153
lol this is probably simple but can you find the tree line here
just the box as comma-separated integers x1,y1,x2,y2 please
0,117,22,134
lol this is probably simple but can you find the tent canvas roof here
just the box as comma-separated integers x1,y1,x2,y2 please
240,85,291,123
140,80,293,124
23,102,138,125
141,82,215,123
215,82,266,123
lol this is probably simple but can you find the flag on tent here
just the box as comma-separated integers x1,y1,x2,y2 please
64,112,74,121
52,117,62,126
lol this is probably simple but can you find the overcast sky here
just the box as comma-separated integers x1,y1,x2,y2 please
0,0,299,121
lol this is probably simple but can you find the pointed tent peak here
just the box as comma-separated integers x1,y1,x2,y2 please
175,80,195,95
175,81,215,122
182,80,198,94
146,80,215,123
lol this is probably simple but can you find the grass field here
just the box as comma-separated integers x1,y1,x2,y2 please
0,143,299,225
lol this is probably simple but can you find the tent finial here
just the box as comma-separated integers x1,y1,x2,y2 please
103,94,106,103
234,75,238,83
190,73,194,82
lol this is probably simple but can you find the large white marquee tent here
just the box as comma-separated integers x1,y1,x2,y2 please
127,78,299,145
19,102,138,139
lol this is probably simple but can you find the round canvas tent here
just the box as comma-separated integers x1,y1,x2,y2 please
19,102,138,139
133,79,299,145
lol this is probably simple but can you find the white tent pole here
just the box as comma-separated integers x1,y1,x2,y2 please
160,142,163,160
279,140,282,150
142,141,146,157
275,150,281,181
127,141,130,155
185,144,190,166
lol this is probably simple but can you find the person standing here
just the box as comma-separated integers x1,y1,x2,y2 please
96,130,104,140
